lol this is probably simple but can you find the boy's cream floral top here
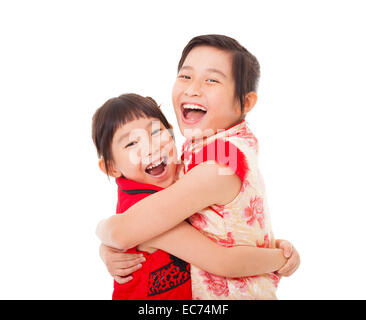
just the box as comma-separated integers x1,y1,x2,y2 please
180,120,279,300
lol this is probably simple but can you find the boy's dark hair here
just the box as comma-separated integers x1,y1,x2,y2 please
92,93,172,176
178,34,260,116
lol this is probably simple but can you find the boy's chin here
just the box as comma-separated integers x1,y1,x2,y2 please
182,130,210,141
179,121,217,141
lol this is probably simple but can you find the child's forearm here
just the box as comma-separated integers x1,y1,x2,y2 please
96,216,122,249
219,246,287,277
143,221,286,277
96,162,243,250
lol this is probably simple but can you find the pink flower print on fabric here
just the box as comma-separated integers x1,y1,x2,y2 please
227,123,258,152
199,270,229,297
256,233,270,248
207,232,235,248
269,273,280,288
190,213,208,230
244,196,265,229
231,277,250,293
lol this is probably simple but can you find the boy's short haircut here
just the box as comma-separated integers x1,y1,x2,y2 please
177,34,260,116
92,93,172,176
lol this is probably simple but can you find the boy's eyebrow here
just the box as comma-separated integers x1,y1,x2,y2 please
116,120,154,144
180,65,227,78
180,66,193,71
206,68,227,78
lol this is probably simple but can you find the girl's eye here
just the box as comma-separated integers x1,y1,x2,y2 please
125,141,137,148
207,79,218,83
151,129,161,136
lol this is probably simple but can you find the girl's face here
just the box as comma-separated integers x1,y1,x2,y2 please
172,45,242,139
109,117,178,188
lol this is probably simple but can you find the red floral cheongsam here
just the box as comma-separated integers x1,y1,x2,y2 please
180,120,279,300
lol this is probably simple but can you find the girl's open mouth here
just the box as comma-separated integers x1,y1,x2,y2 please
181,104,207,124
145,157,168,177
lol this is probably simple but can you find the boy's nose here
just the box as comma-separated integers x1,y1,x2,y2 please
184,80,202,97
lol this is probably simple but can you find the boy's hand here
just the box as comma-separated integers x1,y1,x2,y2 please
99,244,146,284
275,239,300,277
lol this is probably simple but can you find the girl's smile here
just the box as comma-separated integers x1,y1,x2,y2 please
109,117,177,189
144,156,168,178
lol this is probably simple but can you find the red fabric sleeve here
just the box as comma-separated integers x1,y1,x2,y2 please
186,138,248,184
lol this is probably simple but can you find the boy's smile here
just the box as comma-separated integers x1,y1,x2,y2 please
172,45,242,139
181,103,207,124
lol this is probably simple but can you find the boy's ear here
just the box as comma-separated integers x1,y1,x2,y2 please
98,159,122,178
243,92,258,115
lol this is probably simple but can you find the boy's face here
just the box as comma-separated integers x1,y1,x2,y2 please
107,117,178,189
172,45,242,139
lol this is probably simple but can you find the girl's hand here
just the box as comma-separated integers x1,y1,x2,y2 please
99,244,146,284
275,239,300,277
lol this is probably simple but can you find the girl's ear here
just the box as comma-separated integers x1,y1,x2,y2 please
243,92,258,115
98,158,122,178
167,123,176,142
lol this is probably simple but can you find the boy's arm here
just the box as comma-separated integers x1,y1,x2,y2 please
143,221,287,277
96,162,241,250
276,239,301,277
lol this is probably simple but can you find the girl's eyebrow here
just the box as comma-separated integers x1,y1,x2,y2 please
117,132,131,144
117,120,154,143
180,65,227,78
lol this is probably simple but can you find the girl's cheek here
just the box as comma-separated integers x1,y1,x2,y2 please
170,146,178,165
126,148,143,167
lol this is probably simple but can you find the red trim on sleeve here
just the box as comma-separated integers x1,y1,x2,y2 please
186,138,248,184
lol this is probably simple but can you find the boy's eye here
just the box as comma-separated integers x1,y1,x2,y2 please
125,141,137,148
207,79,218,83
178,74,191,80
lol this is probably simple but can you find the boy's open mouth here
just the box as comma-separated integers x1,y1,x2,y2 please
181,104,207,123
145,157,167,177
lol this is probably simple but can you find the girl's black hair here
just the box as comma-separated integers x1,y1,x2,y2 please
92,93,172,176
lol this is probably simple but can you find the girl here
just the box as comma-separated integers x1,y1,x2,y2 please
96,35,300,299
92,93,288,300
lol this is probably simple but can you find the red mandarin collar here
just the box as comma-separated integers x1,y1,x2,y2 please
116,176,164,193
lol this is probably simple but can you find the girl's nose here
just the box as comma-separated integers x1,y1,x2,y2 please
141,141,161,167
150,137,160,155
147,133,164,158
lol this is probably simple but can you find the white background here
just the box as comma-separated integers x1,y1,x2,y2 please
1,0,365,299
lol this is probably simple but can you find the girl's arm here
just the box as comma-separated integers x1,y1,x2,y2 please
143,221,287,277
96,162,241,249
